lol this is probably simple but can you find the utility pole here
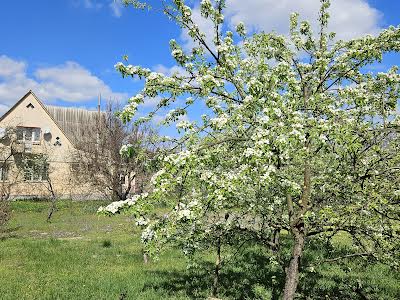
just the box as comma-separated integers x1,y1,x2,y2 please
97,93,102,146
98,93,101,116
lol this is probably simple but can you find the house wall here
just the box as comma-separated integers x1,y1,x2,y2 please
0,92,101,200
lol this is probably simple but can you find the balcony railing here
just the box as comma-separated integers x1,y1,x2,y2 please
13,140,42,153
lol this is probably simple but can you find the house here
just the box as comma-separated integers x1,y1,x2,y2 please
0,90,103,199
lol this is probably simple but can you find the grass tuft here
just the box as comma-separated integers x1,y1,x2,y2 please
102,239,112,248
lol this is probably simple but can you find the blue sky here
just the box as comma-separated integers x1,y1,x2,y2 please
0,0,179,111
0,0,399,130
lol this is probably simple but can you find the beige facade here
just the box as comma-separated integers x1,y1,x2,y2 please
0,90,98,199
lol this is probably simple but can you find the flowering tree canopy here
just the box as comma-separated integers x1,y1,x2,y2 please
100,0,400,298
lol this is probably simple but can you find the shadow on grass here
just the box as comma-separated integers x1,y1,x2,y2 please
298,238,400,300
142,240,400,300
142,247,286,299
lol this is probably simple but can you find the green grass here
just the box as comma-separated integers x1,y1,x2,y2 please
0,201,399,300
0,201,191,300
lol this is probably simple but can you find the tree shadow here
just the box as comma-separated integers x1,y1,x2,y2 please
298,239,400,300
141,240,399,300
142,247,286,299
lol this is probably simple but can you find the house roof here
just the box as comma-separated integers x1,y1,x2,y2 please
0,90,35,123
45,105,103,143
0,90,103,146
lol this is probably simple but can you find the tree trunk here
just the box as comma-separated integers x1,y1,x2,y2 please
212,237,221,297
143,251,149,264
283,152,310,300
271,228,280,252
46,179,57,223
283,229,305,300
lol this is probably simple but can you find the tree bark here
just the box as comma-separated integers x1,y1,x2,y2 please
46,178,57,222
283,228,305,300
283,158,310,299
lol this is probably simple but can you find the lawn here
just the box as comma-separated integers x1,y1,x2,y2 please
0,201,192,300
0,201,399,300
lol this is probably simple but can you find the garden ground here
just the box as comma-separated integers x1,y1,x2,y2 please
0,201,398,299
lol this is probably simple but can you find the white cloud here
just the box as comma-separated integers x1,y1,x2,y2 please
225,0,381,40
180,4,216,51
153,64,188,77
75,0,124,18
0,56,26,79
109,0,123,18
0,56,40,108
139,96,161,109
180,0,382,50
0,55,126,113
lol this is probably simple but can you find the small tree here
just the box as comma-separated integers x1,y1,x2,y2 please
0,124,59,222
0,127,26,227
29,153,57,222
0,129,13,227
72,103,156,201
103,0,400,298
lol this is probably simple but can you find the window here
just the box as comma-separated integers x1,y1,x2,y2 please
0,163,8,181
17,127,41,144
23,159,49,182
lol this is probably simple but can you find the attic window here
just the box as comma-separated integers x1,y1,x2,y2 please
26,103,35,109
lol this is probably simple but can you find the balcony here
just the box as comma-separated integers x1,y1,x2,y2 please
12,140,42,154
14,127,42,153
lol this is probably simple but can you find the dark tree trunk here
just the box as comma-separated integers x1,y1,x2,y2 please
47,179,57,222
283,229,305,300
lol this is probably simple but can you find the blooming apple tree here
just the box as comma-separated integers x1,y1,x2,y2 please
100,0,400,298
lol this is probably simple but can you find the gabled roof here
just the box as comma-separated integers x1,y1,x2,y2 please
0,90,35,123
0,90,102,146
